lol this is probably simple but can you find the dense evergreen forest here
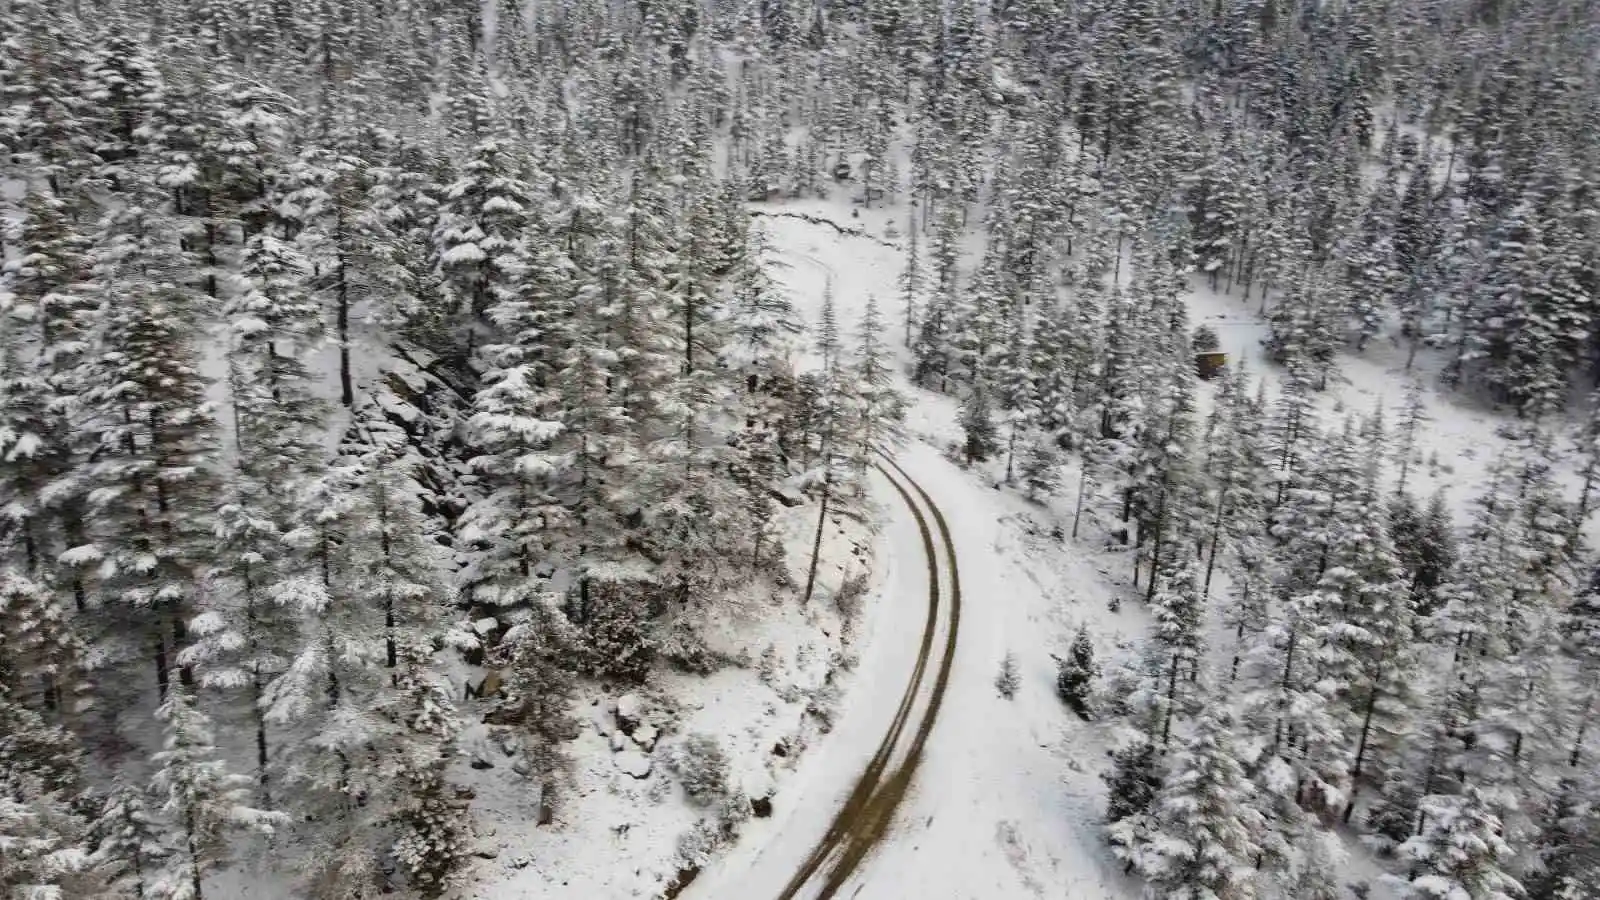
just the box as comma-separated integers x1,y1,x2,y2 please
3,0,1600,897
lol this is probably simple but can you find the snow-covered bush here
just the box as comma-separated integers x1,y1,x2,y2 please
757,644,779,685
833,571,870,620
580,586,655,683
805,681,842,732
667,734,731,808
657,619,719,675
673,818,723,870
995,652,1020,699
390,766,470,898
1055,628,1098,719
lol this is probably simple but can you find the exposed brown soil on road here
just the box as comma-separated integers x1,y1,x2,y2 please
774,455,961,900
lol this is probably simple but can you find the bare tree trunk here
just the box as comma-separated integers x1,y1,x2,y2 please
335,211,354,408
1344,680,1382,823
1160,653,1181,748
1071,467,1090,539
802,484,831,605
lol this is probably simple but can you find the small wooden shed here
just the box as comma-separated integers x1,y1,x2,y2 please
1195,351,1228,380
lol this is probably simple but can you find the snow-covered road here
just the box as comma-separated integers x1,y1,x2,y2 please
721,205,1144,900
684,455,960,900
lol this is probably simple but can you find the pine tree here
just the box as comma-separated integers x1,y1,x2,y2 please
960,381,1000,464
0,686,95,898
1018,434,1061,501
899,222,922,347
76,204,220,702
87,783,168,899
1056,626,1097,719
995,651,1020,699
381,644,468,898
848,294,904,481
1105,737,1162,867
488,597,579,793
0,569,83,721
1522,777,1599,900
1395,788,1522,900
1116,702,1264,900
147,685,283,900
1148,553,1205,748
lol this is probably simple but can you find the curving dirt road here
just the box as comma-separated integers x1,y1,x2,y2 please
775,454,963,900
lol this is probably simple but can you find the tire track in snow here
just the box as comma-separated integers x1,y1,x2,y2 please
774,459,943,900
775,453,962,900
811,453,963,899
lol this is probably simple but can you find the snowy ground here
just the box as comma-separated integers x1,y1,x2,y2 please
452,472,886,899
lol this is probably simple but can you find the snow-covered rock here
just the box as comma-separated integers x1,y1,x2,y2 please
615,693,644,733
633,723,659,752
614,750,653,779
587,701,618,738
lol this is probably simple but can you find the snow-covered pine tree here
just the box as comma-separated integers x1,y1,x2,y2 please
147,684,283,900
1147,551,1205,748
899,222,922,347
0,570,84,724
848,294,905,482
183,230,330,802
1116,699,1264,900
1056,626,1097,719
87,782,169,899
0,191,94,595
1565,568,1600,770
959,379,1001,465
0,684,96,898
1018,433,1062,501
1104,735,1161,869
1520,775,1599,900
455,199,571,617
75,203,221,704
1394,788,1522,900
488,596,579,799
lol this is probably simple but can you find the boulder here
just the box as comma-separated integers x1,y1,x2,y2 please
615,693,644,734
633,723,658,752
614,750,652,779
474,669,504,699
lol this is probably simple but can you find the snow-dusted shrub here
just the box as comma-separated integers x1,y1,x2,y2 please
390,766,469,898
673,818,723,869
995,652,1020,699
805,681,842,732
833,571,870,620
667,733,731,807
716,788,752,836
580,585,655,683
657,619,719,675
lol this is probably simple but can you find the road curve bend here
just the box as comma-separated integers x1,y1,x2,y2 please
775,454,963,900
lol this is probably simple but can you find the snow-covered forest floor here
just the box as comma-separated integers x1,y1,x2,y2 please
448,469,882,897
